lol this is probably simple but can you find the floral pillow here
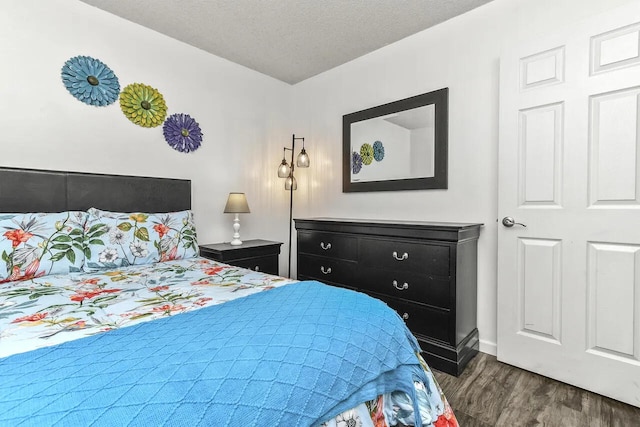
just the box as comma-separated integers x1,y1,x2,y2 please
83,208,199,271
0,211,88,283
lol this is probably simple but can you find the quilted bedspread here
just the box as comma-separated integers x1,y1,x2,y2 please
0,280,428,426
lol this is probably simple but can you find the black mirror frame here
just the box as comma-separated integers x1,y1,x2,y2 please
342,87,448,192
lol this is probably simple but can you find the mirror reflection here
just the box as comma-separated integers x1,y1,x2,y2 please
350,104,435,183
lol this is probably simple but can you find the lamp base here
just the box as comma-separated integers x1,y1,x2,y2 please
230,214,242,246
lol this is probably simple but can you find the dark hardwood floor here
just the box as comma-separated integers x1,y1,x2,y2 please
432,352,640,427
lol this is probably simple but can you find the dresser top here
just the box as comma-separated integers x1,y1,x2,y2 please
294,217,482,229
294,218,482,242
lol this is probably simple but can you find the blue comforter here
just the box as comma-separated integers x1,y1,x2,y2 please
0,280,427,426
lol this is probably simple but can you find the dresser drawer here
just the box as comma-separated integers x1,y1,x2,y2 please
358,267,451,309
298,231,357,261
359,238,450,276
298,254,357,286
230,256,278,275
375,295,451,344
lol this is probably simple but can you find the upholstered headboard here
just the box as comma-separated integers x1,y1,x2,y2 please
0,167,191,213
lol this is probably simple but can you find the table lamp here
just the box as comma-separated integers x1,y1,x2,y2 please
223,192,250,245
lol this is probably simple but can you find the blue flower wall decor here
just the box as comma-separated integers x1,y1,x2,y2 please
163,113,203,153
61,56,120,106
352,151,363,174
373,140,385,161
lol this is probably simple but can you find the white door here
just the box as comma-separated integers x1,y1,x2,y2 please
498,2,640,407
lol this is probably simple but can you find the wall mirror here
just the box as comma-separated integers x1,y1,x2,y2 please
342,87,448,192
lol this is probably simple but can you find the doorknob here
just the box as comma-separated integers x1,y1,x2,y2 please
502,216,527,228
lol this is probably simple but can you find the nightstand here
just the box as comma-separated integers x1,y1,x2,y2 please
198,239,283,275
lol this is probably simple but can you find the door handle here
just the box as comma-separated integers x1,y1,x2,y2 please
502,216,527,228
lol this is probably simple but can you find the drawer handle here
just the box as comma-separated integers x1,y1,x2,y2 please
320,266,332,274
392,280,409,290
392,251,409,261
402,312,409,321
320,242,332,250
254,266,260,272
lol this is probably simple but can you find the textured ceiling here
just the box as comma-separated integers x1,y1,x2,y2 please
79,0,493,84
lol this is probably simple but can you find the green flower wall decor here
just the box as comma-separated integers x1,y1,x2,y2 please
119,83,168,128
360,143,374,165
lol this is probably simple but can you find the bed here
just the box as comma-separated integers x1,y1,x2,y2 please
0,167,458,427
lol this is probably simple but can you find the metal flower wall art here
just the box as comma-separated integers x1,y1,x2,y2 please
61,56,120,106
163,113,203,153
360,143,374,165
59,56,204,153
119,83,168,128
352,140,384,175
352,151,363,174
373,140,385,161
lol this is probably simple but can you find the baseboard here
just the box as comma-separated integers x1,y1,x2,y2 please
479,339,497,356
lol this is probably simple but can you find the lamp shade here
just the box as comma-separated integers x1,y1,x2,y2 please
284,174,297,191
223,192,250,213
296,147,310,168
277,159,290,178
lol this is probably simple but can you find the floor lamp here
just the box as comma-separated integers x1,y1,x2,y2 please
277,134,309,277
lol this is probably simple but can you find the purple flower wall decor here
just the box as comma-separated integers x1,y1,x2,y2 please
163,113,203,153
352,151,363,174
61,56,120,106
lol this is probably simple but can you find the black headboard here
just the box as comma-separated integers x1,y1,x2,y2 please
0,167,191,213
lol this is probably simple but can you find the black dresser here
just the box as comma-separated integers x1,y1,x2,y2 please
294,218,482,376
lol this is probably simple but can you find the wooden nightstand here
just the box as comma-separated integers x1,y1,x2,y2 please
199,239,283,275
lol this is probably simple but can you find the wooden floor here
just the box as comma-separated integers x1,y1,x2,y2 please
432,352,640,427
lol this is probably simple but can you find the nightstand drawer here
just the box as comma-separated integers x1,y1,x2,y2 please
359,238,450,276
358,267,451,309
374,294,451,344
231,256,278,275
298,231,357,261
298,254,357,285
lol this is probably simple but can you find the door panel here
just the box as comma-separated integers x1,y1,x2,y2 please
590,22,640,74
589,87,640,205
518,238,562,343
519,102,563,206
587,242,640,360
498,2,640,407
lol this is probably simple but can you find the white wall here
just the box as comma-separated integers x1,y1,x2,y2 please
290,0,637,355
0,0,294,275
